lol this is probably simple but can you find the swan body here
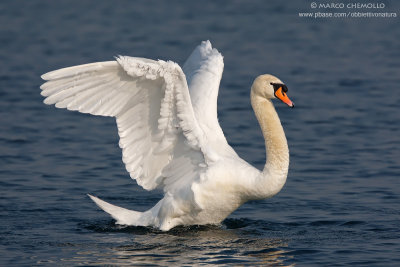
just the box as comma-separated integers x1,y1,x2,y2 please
41,41,294,231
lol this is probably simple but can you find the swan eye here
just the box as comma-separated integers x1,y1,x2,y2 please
270,83,288,93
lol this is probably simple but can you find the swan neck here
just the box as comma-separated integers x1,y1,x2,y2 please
250,91,289,197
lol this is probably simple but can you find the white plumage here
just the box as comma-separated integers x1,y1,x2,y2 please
41,41,293,231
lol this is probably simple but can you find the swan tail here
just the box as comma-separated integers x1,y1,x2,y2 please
88,194,150,226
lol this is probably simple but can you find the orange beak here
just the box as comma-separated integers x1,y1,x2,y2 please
274,87,294,108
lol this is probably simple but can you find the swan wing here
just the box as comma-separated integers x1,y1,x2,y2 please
41,56,209,192
183,41,234,155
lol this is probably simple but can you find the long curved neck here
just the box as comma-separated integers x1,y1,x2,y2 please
250,91,289,198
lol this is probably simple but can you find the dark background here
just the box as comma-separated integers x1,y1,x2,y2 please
1,0,399,265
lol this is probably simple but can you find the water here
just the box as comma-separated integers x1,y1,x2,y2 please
1,0,399,265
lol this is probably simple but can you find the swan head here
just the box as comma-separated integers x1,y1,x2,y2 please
251,74,294,108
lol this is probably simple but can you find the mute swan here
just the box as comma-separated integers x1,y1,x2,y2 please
41,41,294,231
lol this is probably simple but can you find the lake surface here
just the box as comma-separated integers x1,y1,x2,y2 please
1,0,399,265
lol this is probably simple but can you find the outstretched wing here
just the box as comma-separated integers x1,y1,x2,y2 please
41,56,208,191
183,41,235,156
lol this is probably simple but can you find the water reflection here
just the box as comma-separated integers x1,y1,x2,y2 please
62,220,293,266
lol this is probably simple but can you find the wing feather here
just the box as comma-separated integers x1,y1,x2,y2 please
41,57,208,191
182,41,236,157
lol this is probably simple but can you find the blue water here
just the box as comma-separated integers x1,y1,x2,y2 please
1,0,399,265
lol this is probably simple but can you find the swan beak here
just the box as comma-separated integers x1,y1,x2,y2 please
274,87,294,108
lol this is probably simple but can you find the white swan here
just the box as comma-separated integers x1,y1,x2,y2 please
41,41,294,231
